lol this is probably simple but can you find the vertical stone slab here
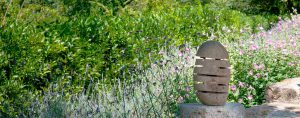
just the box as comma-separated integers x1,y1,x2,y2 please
180,103,246,118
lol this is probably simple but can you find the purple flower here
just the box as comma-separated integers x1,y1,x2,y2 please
247,95,253,100
230,85,237,91
185,86,191,92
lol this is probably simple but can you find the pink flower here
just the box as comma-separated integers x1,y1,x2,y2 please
238,82,245,87
185,47,190,51
265,45,269,49
253,63,265,70
275,41,284,49
230,85,237,91
256,73,261,78
247,95,253,100
288,62,294,66
249,44,259,51
239,50,244,55
185,56,190,61
253,63,259,69
178,51,183,57
267,39,273,45
261,32,266,37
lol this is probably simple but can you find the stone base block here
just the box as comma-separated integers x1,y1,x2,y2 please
265,77,300,104
246,102,300,118
180,103,245,118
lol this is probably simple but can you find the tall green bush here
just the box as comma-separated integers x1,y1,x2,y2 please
0,0,278,116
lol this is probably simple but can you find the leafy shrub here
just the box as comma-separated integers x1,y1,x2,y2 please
202,0,300,15
26,14,300,115
0,0,286,116
1,1,270,85
228,15,300,107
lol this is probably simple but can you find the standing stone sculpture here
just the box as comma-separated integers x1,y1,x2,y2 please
193,41,231,106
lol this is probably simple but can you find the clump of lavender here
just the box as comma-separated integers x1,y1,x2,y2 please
27,44,198,117
26,15,300,117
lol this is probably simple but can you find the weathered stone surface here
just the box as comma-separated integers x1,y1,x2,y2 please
194,67,230,76
193,41,231,106
194,75,230,86
194,75,229,93
245,77,300,118
180,103,245,118
195,92,228,106
196,41,229,59
265,77,300,104
195,59,230,68
246,102,300,118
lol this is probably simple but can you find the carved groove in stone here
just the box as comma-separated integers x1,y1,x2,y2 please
195,59,230,68
194,67,230,76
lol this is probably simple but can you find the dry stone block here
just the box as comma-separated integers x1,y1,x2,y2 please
180,103,245,118
265,77,300,104
246,102,300,118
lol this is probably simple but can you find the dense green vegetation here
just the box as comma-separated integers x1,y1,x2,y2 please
0,0,299,117
203,0,300,15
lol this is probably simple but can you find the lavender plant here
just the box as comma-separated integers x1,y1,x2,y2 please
26,44,197,117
